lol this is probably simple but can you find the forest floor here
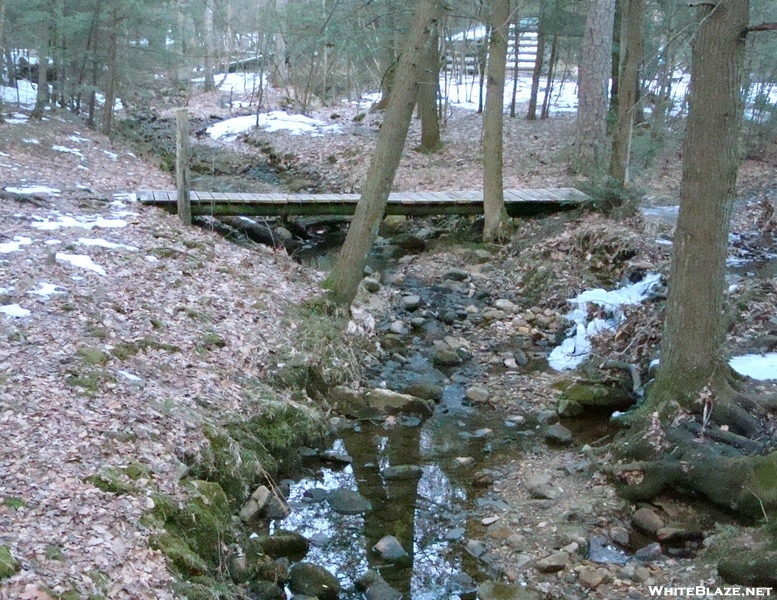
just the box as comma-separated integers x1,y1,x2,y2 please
1,88,776,599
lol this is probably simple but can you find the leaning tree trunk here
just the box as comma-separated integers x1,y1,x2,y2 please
482,0,510,242
651,0,748,406
418,29,442,152
609,0,645,185
574,0,616,175
325,0,442,306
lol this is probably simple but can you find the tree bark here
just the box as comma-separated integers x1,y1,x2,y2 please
574,0,616,175
526,24,545,121
482,0,510,242
203,1,216,92
418,29,441,152
650,0,749,404
31,24,49,120
325,0,442,306
609,0,645,185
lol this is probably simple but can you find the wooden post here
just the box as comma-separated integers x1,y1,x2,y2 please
176,108,192,225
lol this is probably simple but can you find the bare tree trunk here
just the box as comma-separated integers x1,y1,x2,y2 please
101,5,118,136
203,1,216,92
609,0,645,184
574,0,616,175
418,29,441,152
325,0,443,306
476,26,490,114
651,0,748,403
272,0,288,87
483,0,510,242
540,34,558,119
526,22,545,120
31,34,49,120
0,0,5,122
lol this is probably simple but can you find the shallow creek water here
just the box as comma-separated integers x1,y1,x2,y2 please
274,392,536,599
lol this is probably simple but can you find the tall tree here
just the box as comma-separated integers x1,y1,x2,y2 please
417,27,441,152
650,0,749,416
203,0,216,92
614,0,777,520
482,0,510,242
609,0,645,184
325,0,443,306
574,0,616,174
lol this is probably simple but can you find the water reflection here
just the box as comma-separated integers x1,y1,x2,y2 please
273,414,504,598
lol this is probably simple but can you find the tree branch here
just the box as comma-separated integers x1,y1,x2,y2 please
746,22,777,33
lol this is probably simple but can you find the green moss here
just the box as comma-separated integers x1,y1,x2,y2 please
125,459,152,480
77,347,110,366
58,591,81,600
172,480,234,565
44,545,66,561
88,467,137,495
149,532,211,576
65,370,114,394
111,337,180,360
0,546,19,580
3,497,25,509
197,332,227,352
172,578,244,600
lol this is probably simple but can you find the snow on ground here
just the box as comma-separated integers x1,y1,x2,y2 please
55,252,107,275
5,185,61,195
729,354,777,380
549,273,663,371
207,110,343,141
31,215,128,230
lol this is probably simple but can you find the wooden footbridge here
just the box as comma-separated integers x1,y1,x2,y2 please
137,187,591,218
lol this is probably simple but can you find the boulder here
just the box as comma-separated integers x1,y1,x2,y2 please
327,489,372,515
254,531,309,561
365,388,433,416
718,549,777,587
373,535,408,560
287,562,341,599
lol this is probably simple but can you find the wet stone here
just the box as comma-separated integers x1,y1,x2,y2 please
255,531,309,561
610,526,630,546
466,539,487,558
536,551,569,573
401,294,421,311
445,527,466,540
303,488,329,504
445,267,470,281
465,386,490,403
472,470,495,487
588,536,629,565
454,456,476,467
403,382,443,401
373,535,408,560
632,507,664,534
578,567,604,589
326,489,372,515
478,580,542,600
536,409,559,425
529,483,560,500
544,423,573,445
320,450,353,465
356,570,402,600
432,347,461,367
287,562,341,600
380,464,423,480
634,542,663,563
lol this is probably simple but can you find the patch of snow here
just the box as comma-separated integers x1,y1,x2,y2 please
44,239,62,245
77,237,138,251
729,354,777,381
0,304,31,318
103,150,119,160
549,273,663,371
52,145,86,160
144,255,159,263
6,185,61,196
31,215,128,231
0,236,33,254
207,111,343,141
118,370,142,382
55,253,107,276
68,134,91,143
28,283,66,298
1,80,37,107
22,138,40,144
5,112,29,124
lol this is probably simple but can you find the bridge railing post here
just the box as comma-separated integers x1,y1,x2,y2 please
176,108,192,225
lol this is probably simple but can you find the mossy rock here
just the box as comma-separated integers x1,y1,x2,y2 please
0,546,18,580
556,380,633,411
718,548,777,587
44,545,67,561
172,576,245,600
173,480,235,565
125,459,152,480
253,531,309,561
111,337,180,360
150,531,210,576
65,370,114,394
197,332,227,352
